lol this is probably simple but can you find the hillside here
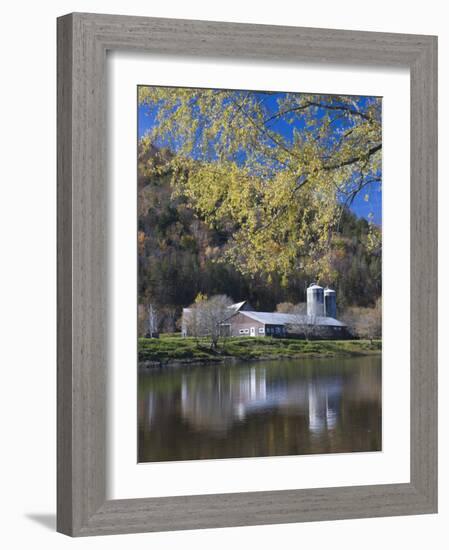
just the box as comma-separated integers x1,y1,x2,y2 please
137,144,381,335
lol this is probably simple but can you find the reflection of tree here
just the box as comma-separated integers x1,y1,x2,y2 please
180,367,268,433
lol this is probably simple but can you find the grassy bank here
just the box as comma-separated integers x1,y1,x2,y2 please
138,335,381,366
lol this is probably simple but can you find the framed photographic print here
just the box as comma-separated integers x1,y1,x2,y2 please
57,12,437,536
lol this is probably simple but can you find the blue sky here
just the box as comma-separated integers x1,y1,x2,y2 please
138,90,382,225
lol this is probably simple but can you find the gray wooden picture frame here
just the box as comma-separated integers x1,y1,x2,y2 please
57,12,438,537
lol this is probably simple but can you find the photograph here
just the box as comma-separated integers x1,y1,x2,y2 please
137,85,382,463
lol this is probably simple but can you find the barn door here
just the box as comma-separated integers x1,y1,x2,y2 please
250,327,256,337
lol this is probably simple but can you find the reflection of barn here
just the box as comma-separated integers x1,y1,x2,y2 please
182,284,349,339
178,366,344,434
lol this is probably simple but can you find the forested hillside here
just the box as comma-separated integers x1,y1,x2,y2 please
138,143,381,333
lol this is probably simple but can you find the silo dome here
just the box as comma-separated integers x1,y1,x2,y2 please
307,283,324,317
324,287,337,318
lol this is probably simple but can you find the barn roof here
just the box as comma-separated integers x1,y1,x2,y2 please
229,301,247,311
185,301,249,314
239,310,346,327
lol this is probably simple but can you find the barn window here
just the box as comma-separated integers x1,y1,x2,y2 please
239,329,245,334
258,327,265,334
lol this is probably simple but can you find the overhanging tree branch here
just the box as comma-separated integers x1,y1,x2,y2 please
264,100,374,125
322,143,382,171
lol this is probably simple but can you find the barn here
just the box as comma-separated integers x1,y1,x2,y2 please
224,309,347,339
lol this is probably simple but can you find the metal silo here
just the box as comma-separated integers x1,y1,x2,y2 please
307,283,324,316
324,287,337,318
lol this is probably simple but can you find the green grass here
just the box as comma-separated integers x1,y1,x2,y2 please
138,334,381,364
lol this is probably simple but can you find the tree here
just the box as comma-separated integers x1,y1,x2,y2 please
342,298,381,342
288,303,317,341
183,306,201,343
146,303,158,338
183,293,207,343
276,302,296,313
185,294,233,349
138,88,381,282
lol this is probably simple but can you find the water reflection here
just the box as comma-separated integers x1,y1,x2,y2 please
138,356,381,462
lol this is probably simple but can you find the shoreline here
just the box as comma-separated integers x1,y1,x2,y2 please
138,349,382,371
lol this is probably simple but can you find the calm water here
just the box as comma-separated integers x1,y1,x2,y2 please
138,356,381,462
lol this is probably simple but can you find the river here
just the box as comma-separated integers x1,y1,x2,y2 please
138,355,381,462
